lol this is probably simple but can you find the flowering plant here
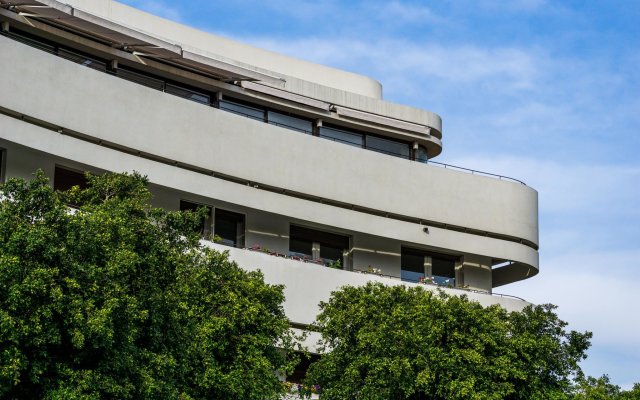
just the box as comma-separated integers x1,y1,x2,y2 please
366,265,382,275
419,276,435,285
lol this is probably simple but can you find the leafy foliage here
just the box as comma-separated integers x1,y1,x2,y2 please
305,282,593,400
572,375,640,400
0,171,296,399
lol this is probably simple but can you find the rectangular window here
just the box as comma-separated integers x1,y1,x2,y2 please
165,83,211,105
267,111,313,134
401,249,426,283
219,99,265,121
401,248,458,286
289,225,349,267
365,135,411,159
180,200,212,236
7,30,55,53
416,145,429,163
53,165,88,192
287,352,321,384
432,257,456,286
319,126,363,148
289,237,313,258
214,208,245,248
57,48,107,72
117,68,165,91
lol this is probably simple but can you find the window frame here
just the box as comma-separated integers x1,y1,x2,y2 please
213,207,246,248
401,247,459,286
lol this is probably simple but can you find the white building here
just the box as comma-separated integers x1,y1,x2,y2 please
0,0,538,345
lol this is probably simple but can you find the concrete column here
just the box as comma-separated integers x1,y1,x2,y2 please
459,254,493,293
424,255,432,277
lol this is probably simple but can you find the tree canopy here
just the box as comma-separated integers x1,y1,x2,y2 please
572,375,640,400
304,282,594,400
0,171,296,399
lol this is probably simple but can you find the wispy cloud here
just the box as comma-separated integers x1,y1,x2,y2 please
371,1,445,24
118,0,183,22
237,36,540,91
227,0,445,26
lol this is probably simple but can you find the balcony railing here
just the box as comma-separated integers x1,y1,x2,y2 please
1,28,528,186
427,160,526,185
218,241,527,303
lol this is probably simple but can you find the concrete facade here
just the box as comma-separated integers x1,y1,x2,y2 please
0,0,538,335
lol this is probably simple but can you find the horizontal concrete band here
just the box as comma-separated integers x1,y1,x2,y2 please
0,105,538,254
204,242,532,326
0,112,539,287
0,2,443,130
0,36,538,246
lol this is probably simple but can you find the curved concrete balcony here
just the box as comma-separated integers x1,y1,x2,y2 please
202,242,531,326
0,34,539,287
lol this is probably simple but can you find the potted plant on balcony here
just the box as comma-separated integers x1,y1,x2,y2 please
419,276,435,285
366,265,382,275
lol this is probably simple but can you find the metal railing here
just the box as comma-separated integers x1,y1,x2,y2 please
427,160,527,185
351,268,528,302
223,245,529,303
1,28,527,187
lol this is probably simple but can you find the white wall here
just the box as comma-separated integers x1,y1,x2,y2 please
0,113,539,287
203,242,531,325
0,37,538,248
0,142,529,318
460,254,493,292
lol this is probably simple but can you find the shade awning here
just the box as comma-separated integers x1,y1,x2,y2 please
0,0,286,85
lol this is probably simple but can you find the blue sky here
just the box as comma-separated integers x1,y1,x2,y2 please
120,0,640,388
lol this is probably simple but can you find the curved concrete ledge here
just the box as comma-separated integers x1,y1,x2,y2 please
0,38,537,247
202,242,532,324
493,261,539,287
0,114,539,288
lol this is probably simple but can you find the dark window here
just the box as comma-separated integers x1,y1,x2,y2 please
54,166,88,192
402,248,458,286
267,111,313,134
180,200,212,236
432,257,455,286
219,99,265,121
117,68,165,91
165,83,211,105
6,29,55,53
416,145,429,163
57,48,106,72
319,126,363,147
214,208,245,247
401,248,425,283
287,352,321,384
289,225,349,265
289,237,313,258
319,244,344,262
366,135,411,159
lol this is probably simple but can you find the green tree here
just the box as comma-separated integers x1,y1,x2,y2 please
619,384,640,400
571,375,640,400
305,282,592,400
572,375,623,399
0,171,296,399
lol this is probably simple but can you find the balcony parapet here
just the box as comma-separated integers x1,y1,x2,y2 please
202,241,531,323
